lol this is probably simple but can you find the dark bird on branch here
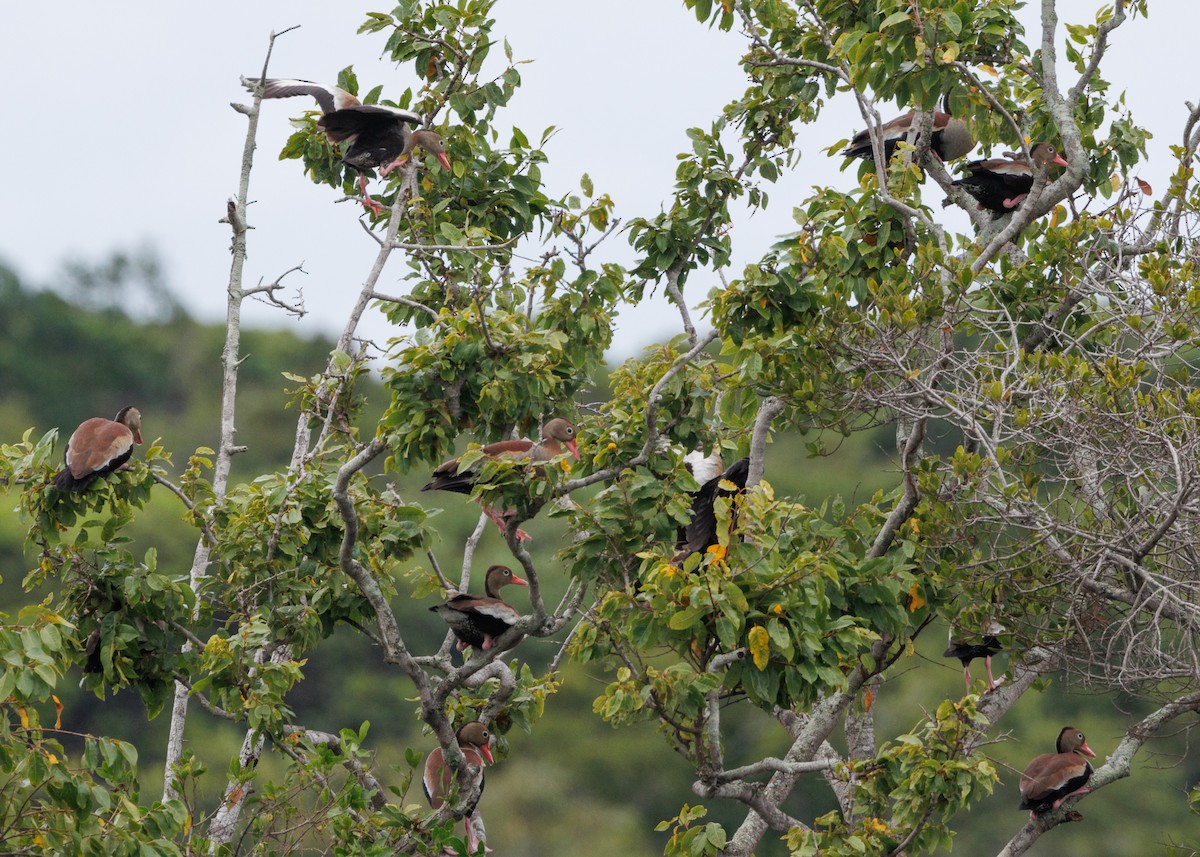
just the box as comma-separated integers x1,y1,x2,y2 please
943,622,1003,693
245,77,451,215
430,564,528,654
674,457,750,563
53,406,142,493
951,142,1069,213
842,94,974,163
422,418,579,541
1019,726,1097,817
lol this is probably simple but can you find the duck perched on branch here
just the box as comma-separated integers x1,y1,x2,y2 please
53,407,142,493
430,564,528,654
674,457,750,563
842,94,974,163
424,721,494,853
943,622,1003,692
951,143,1069,213
1019,726,1097,817
245,77,450,214
422,418,579,541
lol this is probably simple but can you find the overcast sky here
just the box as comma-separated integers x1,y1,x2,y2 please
3,2,1197,360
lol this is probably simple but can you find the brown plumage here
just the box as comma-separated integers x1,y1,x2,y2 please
53,406,143,492
246,77,451,214
952,142,1069,213
843,94,974,163
1019,726,1096,816
431,564,528,654
424,721,494,853
421,418,580,541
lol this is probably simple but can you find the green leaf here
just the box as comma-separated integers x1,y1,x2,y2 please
748,626,770,670
669,606,705,631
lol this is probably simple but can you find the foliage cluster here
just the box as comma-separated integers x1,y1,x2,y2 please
2,0,1200,856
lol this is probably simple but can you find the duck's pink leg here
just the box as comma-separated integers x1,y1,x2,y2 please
465,813,492,854
1051,786,1091,809
357,175,384,215
482,506,532,542
380,155,408,176
1003,193,1028,209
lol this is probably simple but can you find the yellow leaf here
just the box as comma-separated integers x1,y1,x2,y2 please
46,753,58,765
17,707,28,730
52,695,63,730
941,43,960,63
864,688,874,711
1049,205,1066,229
979,64,998,76
748,626,770,670
1110,174,1121,193
907,584,926,612
707,543,727,561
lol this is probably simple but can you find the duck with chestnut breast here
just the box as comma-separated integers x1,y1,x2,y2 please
1019,726,1097,818
431,564,528,654
422,418,579,541
245,78,451,215
674,457,750,563
53,406,143,493
843,93,974,163
424,721,494,854
943,621,1004,693
952,143,1069,213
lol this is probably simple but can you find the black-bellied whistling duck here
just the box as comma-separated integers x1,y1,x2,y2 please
1019,726,1097,817
674,457,750,563
421,418,579,541
952,143,1069,213
430,564,528,654
53,407,143,493
943,622,1004,692
843,94,974,163
424,721,494,854
245,78,451,215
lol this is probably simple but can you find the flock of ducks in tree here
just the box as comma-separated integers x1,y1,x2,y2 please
44,84,1093,852
843,94,1070,214
49,408,1100,834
